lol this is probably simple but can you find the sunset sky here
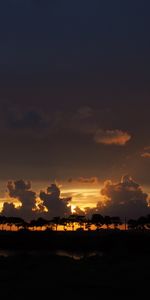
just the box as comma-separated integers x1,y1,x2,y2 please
0,1,150,219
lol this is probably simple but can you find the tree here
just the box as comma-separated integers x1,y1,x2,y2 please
111,216,122,229
0,216,7,231
6,217,25,231
85,218,92,231
51,217,61,231
104,216,112,229
68,215,76,231
60,217,68,231
128,219,137,230
91,214,104,230
137,216,147,230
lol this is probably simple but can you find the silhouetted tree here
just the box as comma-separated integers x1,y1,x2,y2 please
51,217,61,231
85,218,92,231
7,217,25,231
68,215,77,231
104,216,112,229
111,216,122,229
128,219,137,230
137,216,147,230
35,218,49,231
91,214,104,230
76,215,86,230
60,217,68,231
0,216,7,230
145,215,150,229
30,219,38,231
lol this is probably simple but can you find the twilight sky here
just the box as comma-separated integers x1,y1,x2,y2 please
0,1,150,218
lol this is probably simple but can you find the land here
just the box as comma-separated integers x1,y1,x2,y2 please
0,230,149,298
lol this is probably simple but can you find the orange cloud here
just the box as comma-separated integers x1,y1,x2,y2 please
144,146,150,151
77,177,99,184
94,129,131,145
141,152,150,158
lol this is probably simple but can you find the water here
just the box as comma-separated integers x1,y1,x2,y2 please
55,250,103,260
0,249,103,260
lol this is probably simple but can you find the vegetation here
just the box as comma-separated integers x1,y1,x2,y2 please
0,213,150,232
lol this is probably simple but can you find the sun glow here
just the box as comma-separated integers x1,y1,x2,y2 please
61,187,102,210
0,182,103,214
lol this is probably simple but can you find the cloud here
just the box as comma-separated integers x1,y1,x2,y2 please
84,175,150,219
67,178,73,183
74,206,85,215
77,177,99,184
67,177,99,184
1,180,39,220
8,109,47,132
94,129,131,145
144,146,150,151
1,181,72,221
39,183,72,218
77,106,94,119
99,175,149,219
141,152,150,158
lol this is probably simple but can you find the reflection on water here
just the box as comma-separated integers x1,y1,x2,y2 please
0,249,103,260
0,250,16,257
55,250,103,260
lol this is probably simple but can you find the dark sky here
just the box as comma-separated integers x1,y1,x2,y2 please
0,0,150,185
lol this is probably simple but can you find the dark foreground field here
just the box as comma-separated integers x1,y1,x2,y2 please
0,230,150,299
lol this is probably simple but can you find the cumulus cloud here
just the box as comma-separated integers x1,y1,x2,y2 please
1,176,148,222
1,181,72,221
94,129,131,145
1,180,37,220
40,183,72,218
99,175,149,219
84,175,149,219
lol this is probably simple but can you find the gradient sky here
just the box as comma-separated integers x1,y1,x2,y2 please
0,1,150,212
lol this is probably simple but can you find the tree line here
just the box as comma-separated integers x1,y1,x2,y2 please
0,214,150,231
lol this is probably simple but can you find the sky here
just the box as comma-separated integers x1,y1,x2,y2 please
0,0,150,220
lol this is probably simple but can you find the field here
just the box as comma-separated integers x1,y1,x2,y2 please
0,230,149,298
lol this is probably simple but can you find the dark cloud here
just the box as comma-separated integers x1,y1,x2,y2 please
100,175,149,219
74,206,85,215
7,180,36,210
1,180,37,220
85,175,149,220
77,106,94,119
1,181,72,220
9,110,45,130
40,183,72,218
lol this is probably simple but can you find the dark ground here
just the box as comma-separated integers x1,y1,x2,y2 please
0,230,149,299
